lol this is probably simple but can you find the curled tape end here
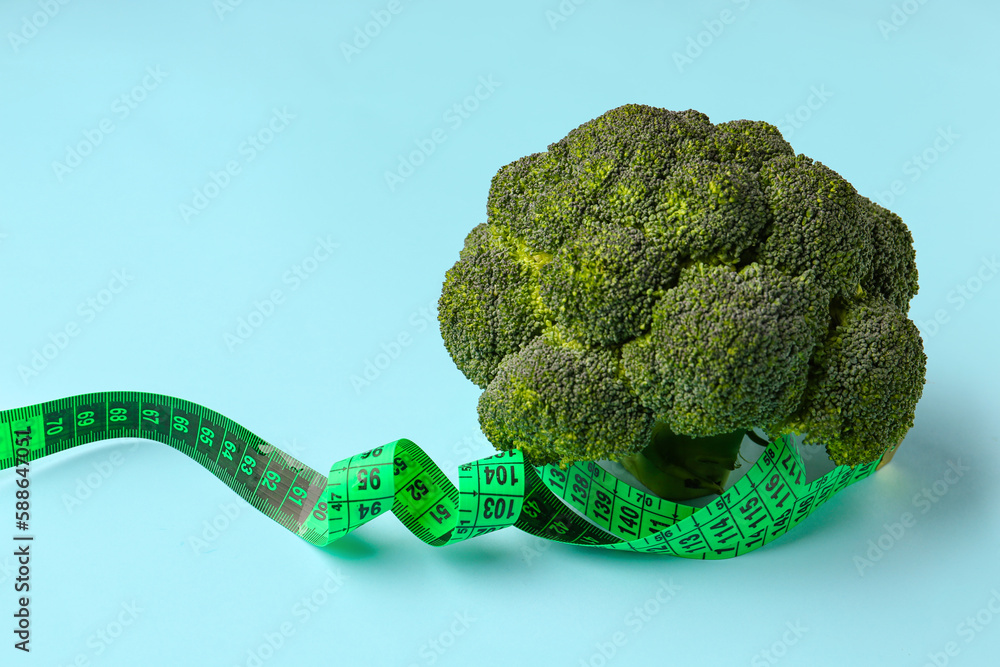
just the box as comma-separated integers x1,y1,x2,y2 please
875,439,904,471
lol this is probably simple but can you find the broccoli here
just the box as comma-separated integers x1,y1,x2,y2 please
438,104,927,501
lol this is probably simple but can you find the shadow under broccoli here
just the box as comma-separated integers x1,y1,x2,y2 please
438,104,926,502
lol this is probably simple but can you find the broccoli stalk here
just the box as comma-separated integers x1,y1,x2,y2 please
438,104,927,502
619,423,745,500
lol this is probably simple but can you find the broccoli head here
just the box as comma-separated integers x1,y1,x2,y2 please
438,104,926,501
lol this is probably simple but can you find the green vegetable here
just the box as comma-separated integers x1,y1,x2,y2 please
438,104,927,501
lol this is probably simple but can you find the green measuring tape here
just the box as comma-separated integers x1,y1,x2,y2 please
1,391,888,558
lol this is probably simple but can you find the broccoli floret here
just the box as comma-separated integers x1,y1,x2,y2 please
539,223,676,346
644,159,770,265
477,335,654,467
439,104,927,501
860,197,919,313
708,119,795,170
755,154,875,301
769,295,927,466
621,263,829,436
487,151,585,255
437,223,543,388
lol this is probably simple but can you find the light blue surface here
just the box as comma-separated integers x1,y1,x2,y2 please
1,1,998,665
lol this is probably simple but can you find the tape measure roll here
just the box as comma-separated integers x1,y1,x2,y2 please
1,392,887,558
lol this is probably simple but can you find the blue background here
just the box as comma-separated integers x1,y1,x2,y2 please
2,1,998,665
